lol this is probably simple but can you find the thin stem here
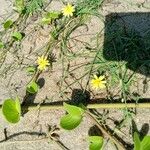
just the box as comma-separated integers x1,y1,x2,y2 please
1,102,150,111
0,137,68,150
86,111,126,150
0,137,48,144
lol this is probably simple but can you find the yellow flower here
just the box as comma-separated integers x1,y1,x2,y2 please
91,75,106,90
37,55,50,71
62,3,75,17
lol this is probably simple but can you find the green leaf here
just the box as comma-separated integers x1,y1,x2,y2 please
41,18,51,24
60,103,84,130
141,136,150,150
26,66,36,75
15,0,24,13
2,98,21,123
63,103,85,115
25,0,44,15
15,97,21,115
60,114,83,130
134,132,141,150
26,81,39,94
47,12,60,19
41,12,60,24
51,29,59,39
12,32,23,41
3,20,13,30
89,136,103,150
0,42,4,49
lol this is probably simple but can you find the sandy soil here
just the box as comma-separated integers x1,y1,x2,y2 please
0,0,150,150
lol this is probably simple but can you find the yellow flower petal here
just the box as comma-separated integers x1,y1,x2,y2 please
101,80,107,84
98,75,105,81
37,55,50,71
62,3,75,17
90,75,106,90
93,75,98,79
98,84,106,89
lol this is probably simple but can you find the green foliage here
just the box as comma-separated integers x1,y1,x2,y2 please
26,81,39,94
12,32,23,41
3,20,13,30
25,0,44,15
134,132,141,150
141,136,150,150
2,98,21,123
134,132,150,150
41,12,60,24
89,136,103,150
60,103,85,130
92,25,143,100
26,66,36,75
76,0,104,16
0,41,4,49
15,0,25,13
51,28,59,40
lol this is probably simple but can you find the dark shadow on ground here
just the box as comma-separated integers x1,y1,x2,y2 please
88,109,132,149
131,120,149,141
22,77,45,104
88,125,103,136
70,88,90,106
22,77,45,115
103,12,150,76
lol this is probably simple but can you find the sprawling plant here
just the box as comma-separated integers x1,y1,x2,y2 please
0,0,149,150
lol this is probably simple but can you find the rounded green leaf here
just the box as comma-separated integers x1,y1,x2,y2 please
60,103,84,130
141,136,150,150
15,97,21,115
3,20,13,30
26,66,36,75
134,132,141,150
26,81,39,94
41,12,60,24
12,32,23,41
0,42,4,49
63,102,84,115
2,98,21,123
41,17,51,24
15,0,25,13
89,136,103,150
60,114,82,130
47,12,60,19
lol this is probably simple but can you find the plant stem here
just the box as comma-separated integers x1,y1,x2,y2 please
85,110,126,150
0,137,68,150
1,102,150,111
22,102,150,110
